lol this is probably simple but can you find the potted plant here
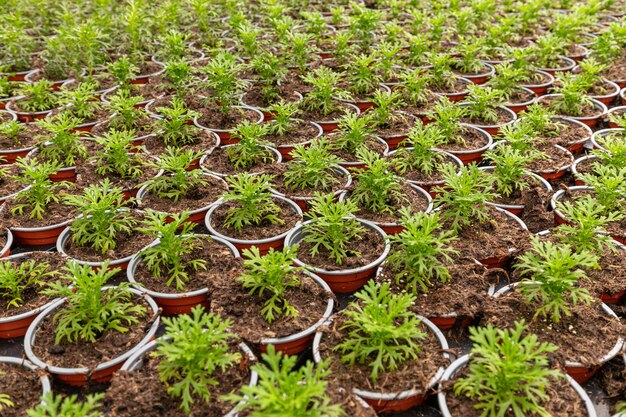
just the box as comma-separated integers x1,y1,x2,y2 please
226,345,373,416
572,57,621,105
1,158,77,246
285,193,389,292
210,244,333,354
438,321,597,417
201,121,281,177
368,89,417,150
206,173,302,254
486,62,537,114
105,306,258,416
0,357,52,416
340,147,432,234
460,84,517,135
128,210,240,315
421,53,471,102
7,80,60,122
268,139,352,211
138,147,228,224
0,252,65,338
432,163,529,268
24,261,160,386
58,180,154,270
485,236,624,383
262,101,323,160
395,68,443,123
57,80,108,132
312,281,451,412
451,41,495,85
95,90,157,141
428,98,493,165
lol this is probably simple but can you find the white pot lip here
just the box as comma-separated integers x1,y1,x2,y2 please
119,339,258,417
336,136,390,166
538,55,577,72
127,234,240,299
437,76,472,98
24,68,74,85
193,104,264,132
489,282,624,368
608,105,626,116
0,143,37,154
134,60,166,80
436,354,597,417
519,69,555,89
0,355,52,397
261,270,335,345
5,99,55,116
269,164,353,201
0,108,18,121
135,172,227,214
99,85,153,106
537,94,608,121
620,87,625,100
571,154,599,176
9,213,75,232
24,287,160,375
488,141,574,174
591,127,624,152
199,144,283,178
504,86,538,107
312,314,452,400
550,185,590,215
275,121,324,149
284,218,391,276
339,183,434,228
590,79,621,100
205,194,303,245
0,228,13,256
452,61,495,79
479,166,553,209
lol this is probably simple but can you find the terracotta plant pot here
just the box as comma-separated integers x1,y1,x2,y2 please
589,79,621,106
119,339,258,417
491,282,624,384
24,287,160,386
100,87,153,108
0,252,65,338
475,208,528,269
504,87,537,114
24,70,73,90
127,235,239,315
571,154,598,186
606,106,626,128
338,136,390,174
10,216,74,247
136,173,226,224
131,61,165,84
538,56,576,76
313,315,452,413
205,195,303,255
551,117,593,155
193,105,264,145
5,99,54,123
339,84,392,112
456,62,495,85
621,87,625,105
0,143,37,165
270,165,352,212
437,355,598,417
274,121,324,161
520,70,555,96
201,144,282,178
444,124,493,165
460,104,517,136
284,219,390,293
438,77,472,102
480,166,552,216
1,68,35,82
259,271,335,355
537,94,608,128
0,356,52,405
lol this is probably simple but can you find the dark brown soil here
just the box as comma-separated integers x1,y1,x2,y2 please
295,227,386,271
558,188,626,241
452,63,492,77
482,290,623,366
140,175,227,214
429,78,468,95
196,105,260,131
63,212,154,262
0,198,78,228
105,345,250,417
210,198,301,241
91,114,156,138
378,261,493,318
201,145,277,176
132,236,242,294
325,381,378,417
346,182,430,224
210,270,331,342
137,61,164,78
242,83,302,108
328,137,387,163
0,112,15,123
0,252,67,318
602,56,626,83
265,163,347,198
0,122,45,150
0,361,43,417
507,88,535,104
31,297,154,369
398,90,442,117
390,152,458,184
580,246,626,297
76,159,158,192
444,206,529,261
525,144,572,173
539,119,590,148
438,126,490,152
374,112,416,138
540,95,603,119
443,367,588,417
143,127,218,156
265,120,319,146
317,313,449,394
461,107,514,127
297,102,356,122
0,165,25,197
